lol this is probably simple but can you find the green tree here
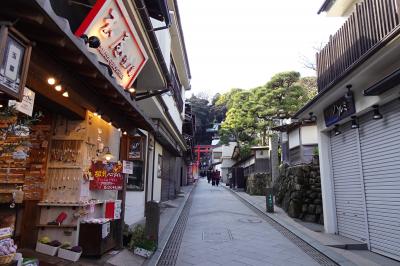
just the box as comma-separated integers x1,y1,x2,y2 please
219,91,257,156
186,94,211,145
219,71,313,150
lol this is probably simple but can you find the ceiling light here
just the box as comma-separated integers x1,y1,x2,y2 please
334,124,341,136
0,104,3,108
55,85,62,91
89,36,100,48
345,84,353,100
103,147,113,161
62,91,69,97
128,88,136,93
308,112,317,122
47,77,56,85
123,131,127,135
93,112,98,117
372,105,383,120
108,121,112,126
351,116,358,129
118,128,121,132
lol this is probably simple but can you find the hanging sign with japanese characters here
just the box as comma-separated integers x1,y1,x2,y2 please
323,94,355,127
90,161,124,190
75,0,148,89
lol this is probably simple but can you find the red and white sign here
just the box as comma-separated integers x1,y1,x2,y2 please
75,0,148,89
90,161,124,190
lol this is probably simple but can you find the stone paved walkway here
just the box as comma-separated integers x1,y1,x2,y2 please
175,179,320,266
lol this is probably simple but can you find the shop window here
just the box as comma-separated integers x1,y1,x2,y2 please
126,161,144,191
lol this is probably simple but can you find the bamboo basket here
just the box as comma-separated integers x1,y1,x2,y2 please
0,253,15,265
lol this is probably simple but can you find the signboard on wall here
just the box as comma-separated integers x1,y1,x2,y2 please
90,161,123,190
122,160,133,174
8,87,35,116
0,26,31,101
324,94,355,127
75,0,148,89
128,136,143,160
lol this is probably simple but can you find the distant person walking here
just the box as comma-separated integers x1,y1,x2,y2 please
215,171,220,186
207,170,211,183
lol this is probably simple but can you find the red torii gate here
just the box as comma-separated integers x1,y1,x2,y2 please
194,145,212,167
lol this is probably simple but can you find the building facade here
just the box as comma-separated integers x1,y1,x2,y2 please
296,0,400,260
0,1,192,261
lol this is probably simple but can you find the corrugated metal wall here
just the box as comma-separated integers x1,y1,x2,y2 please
359,100,400,260
330,122,369,243
330,99,400,261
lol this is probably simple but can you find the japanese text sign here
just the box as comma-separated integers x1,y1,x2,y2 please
90,161,124,190
324,94,355,127
75,0,148,89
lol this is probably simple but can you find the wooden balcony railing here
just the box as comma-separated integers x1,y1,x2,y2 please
317,0,400,92
170,62,184,113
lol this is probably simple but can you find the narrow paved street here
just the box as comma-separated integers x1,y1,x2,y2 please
171,179,323,266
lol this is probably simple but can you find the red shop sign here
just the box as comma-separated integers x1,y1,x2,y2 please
75,0,148,89
90,161,123,190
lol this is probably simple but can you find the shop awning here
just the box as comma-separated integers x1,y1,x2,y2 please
153,119,184,157
363,67,400,96
0,0,156,132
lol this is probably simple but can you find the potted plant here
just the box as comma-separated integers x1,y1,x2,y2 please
122,223,131,247
57,244,82,262
35,237,61,256
129,225,156,258
133,239,156,258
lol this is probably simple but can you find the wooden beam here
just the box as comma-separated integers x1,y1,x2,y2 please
59,54,84,65
27,64,86,119
0,9,45,25
35,35,67,47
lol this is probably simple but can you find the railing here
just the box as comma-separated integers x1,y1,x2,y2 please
170,62,184,113
317,0,400,92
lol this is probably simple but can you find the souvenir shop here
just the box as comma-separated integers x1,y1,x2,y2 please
0,0,152,264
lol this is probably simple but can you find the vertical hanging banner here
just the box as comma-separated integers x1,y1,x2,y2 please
90,161,123,190
75,0,148,89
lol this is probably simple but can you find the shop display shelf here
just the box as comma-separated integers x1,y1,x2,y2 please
0,181,24,184
38,201,104,207
47,166,82,169
36,224,77,230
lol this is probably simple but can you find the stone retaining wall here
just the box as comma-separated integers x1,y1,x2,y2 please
273,160,323,224
246,173,271,196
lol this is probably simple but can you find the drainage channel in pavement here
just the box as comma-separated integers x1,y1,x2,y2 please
157,186,196,266
227,189,339,266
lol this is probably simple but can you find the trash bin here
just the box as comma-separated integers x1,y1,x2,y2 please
145,201,160,245
266,188,274,213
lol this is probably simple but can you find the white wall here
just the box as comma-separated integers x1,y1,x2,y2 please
255,149,269,159
124,191,145,225
161,93,183,133
152,141,163,202
288,128,300,149
150,18,171,70
301,125,318,145
317,120,337,234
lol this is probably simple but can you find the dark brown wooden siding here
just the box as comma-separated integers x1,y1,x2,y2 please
317,0,400,92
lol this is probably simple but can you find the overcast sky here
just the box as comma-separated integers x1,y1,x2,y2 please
177,0,345,98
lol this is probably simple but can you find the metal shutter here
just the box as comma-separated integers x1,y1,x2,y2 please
359,100,400,261
330,122,368,242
